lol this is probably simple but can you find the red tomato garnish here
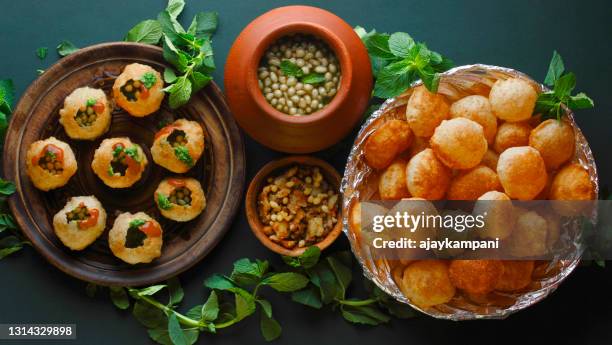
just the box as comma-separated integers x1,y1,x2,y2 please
32,144,64,166
154,125,177,140
167,178,186,187
78,209,100,229
93,101,105,114
124,156,141,173
140,86,150,100
112,142,125,151
140,221,161,237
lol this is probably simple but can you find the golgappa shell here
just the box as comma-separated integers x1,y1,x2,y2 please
151,119,205,173
400,261,456,308
430,118,487,170
497,146,547,200
405,148,450,200
405,86,450,137
155,177,207,222
363,119,413,170
489,78,537,122
91,137,148,188
59,87,111,140
446,165,500,200
378,159,409,200
108,212,162,264
449,95,497,144
529,119,575,170
448,259,503,295
112,63,164,117
52,196,107,251
25,137,78,191
493,121,531,154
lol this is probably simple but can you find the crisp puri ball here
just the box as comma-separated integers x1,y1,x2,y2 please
91,137,148,188
405,85,450,137
448,259,503,295
446,165,500,200
449,95,498,144
430,118,487,170
25,136,78,191
52,196,107,251
405,148,451,200
480,149,499,171
59,87,111,140
529,119,575,170
151,119,205,173
154,177,206,222
495,260,534,292
112,63,164,117
493,121,531,154
489,78,537,122
364,119,413,170
108,212,163,264
507,210,548,257
474,191,515,240
497,146,547,200
400,261,456,308
379,159,410,200
550,163,595,215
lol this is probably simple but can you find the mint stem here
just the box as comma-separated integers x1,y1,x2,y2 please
336,298,378,307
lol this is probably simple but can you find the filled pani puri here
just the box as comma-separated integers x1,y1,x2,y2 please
430,118,487,170
59,87,111,140
108,212,163,264
405,85,450,137
529,119,575,170
363,119,413,170
489,77,537,122
112,63,164,117
497,146,547,200
91,137,148,188
151,119,205,173
25,137,77,191
155,177,206,222
52,196,107,251
449,95,497,144
405,148,450,200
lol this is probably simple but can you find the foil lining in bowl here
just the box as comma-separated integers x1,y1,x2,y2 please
340,64,598,320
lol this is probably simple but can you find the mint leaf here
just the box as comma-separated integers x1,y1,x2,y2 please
56,40,78,57
373,63,416,98
168,313,188,345
0,79,15,112
291,286,323,309
135,285,167,297
167,77,192,109
125,20,162,44
166,0,185,19
163,68,178,83
282,246,321,269
280,60,304,78
140,72,157,89
301,73,326,85
259,309,281,341
36,47,48,60
388,32,414,58
326,256,352,294
554,72,576,98
157,193,172,210
167,277,184,306
109,286,130,310
568,92,594,109
233,287,256,321
544,50,565,86
133,300,166,328
190,71,211,92
188,11,218,39
364,33,394,60
262,272,309,292
0,179,16,195
341,305,391,325
173,145,193,166
201,291,219,321
158,10,184,43
204,274,235,290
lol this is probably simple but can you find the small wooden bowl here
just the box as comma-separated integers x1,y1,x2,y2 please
245,156,343,256
225,5,373,153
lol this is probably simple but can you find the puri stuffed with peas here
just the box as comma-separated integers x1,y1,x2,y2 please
59,87,111,140
52,196,107,250
25,137,77,191
91,137,148,188
108,212,162,264
151,119,205,173
155,177,206,222
112,63,164,117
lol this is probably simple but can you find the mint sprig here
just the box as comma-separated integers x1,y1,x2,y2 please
535,50,594,120
280,60,325,85
355,26,452,98
92,247,416,343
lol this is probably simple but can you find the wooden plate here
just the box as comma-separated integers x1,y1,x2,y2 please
2,42,245,286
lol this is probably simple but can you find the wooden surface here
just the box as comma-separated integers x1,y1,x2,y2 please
2,42,245,286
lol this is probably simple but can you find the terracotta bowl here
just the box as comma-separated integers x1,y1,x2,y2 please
225,5,373,153
245,156,343,256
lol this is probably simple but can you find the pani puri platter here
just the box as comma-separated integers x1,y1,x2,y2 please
2,43,245,286
341,64,598,320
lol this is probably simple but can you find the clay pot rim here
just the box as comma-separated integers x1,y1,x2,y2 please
245,155,343,256
245,7,352,125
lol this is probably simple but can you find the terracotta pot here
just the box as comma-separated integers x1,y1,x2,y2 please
245,156,343,256
225,5,373,153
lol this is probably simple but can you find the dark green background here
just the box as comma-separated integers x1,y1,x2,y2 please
1,0,611,344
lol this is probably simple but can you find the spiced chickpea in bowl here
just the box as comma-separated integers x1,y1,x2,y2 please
52,196,107,250
58,87,111,140
91,137,148,188
25,136,78,191
155,177,206,222
151,119,205,173
112,63,164,117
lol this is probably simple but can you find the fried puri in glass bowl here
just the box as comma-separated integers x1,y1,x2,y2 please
341,64,598,320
